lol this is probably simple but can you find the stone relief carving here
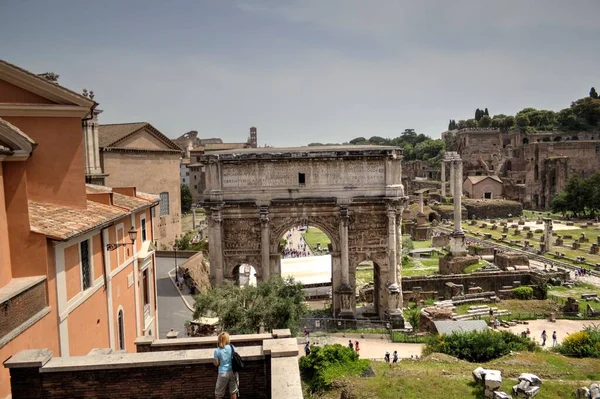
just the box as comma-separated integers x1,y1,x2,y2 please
223,217,261,251
348,212,388,251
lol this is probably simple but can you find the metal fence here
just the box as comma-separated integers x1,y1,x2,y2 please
300,317,391,335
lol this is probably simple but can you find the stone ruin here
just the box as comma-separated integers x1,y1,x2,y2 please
512,373,542,398
563,297,580,314
494,252,530,271
473,369,543,399
419,306,453,333
576,382,600,399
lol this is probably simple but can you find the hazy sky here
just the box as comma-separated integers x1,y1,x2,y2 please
1,1,599,146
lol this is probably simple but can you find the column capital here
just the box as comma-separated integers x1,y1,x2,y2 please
260,205,270,225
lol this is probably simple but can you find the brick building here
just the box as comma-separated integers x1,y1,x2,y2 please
444,127,600,209
98,122,182,248
0,59,159,398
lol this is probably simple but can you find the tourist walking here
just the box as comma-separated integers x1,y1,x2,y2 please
384,351,390,363
541,330,547,346
393,350,398,364
213,332,239,399
348,340,354,350
552,331,557,347
354,341,360,356
304,342,311,356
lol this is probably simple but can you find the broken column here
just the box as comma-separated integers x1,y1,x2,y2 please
512,373,542,398
414,189,431,241
543,218,553,253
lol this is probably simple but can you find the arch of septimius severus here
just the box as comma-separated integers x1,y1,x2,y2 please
200,146,407,325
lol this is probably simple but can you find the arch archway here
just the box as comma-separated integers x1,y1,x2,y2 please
232,264,258,286
522,138,529,145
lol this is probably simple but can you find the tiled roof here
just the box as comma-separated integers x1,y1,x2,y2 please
466,175,503,185
27,186,160,241
85,184,160,210
98,122,181,151
98,122,147,147
29,200,127,241
0,117,36,147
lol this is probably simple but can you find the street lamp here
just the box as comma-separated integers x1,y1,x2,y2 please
173,235,179,284
106,226,138,251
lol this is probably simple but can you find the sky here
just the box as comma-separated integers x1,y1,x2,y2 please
1,1,599,147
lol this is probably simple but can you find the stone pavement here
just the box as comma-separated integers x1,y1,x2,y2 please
504,318,595,347
298,334,424,360
155,256,193,338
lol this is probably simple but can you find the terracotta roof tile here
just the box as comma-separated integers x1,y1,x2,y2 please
29,200,127,240
98,122,147,148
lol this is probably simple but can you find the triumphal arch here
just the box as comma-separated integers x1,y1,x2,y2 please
200,146,407,323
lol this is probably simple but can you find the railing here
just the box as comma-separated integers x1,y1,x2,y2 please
301,317,391,335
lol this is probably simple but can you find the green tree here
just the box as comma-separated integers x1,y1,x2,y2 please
515,113,530,130
465,118,478,128
180,184,192,214
457,120,467,130
349,137,367,145
590,87,598,99
475,108,482,121
479,115,492,128
550,191,569,217
368,136,389,145
193,277,306,335
484,108,489,116
570,97,600,127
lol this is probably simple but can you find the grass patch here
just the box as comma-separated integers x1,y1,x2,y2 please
302,227,331,252
453,300,560,318
463,260,487,273
412,240,433,249
316,351,600,399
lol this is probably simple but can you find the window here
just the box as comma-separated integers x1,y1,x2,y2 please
80,240,92,290
194,175,197,180
186,172,189,176
159,192,169,216
298,173,306,185
194,184,197,189
117,309,125,350
484,192,492,199
141,216,147,242
142,269,149,306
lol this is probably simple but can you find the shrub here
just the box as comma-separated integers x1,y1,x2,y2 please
404,308,420,330
424,330,538,362
299,344,371,392
513,286,534,300
554,324,600,358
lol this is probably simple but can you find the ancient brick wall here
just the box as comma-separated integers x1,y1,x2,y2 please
462,199,523,219
21,360,268,399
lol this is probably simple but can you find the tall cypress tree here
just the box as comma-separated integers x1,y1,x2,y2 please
591,87,599,99
484,108,489,116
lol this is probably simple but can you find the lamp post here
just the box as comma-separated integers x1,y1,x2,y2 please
106,226,138,251
173,235,178,285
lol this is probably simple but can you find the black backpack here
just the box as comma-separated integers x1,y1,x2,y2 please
231,345,244,372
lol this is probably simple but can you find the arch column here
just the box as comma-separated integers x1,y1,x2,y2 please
260,206,270,281
208,207,224,285
386,202,404,328
337,205,353,317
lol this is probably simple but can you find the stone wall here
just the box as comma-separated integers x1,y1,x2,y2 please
179,252,211,295
438,255,479,275
0,278,47,340
462,199,523,219
401,270,556,299
494,252,530,270
5,336,301,399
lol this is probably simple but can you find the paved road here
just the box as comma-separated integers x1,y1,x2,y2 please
156,256,193,338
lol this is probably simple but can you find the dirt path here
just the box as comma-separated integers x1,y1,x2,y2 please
298,334,424,360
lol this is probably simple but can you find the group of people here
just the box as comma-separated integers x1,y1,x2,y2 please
520,328,558,346
348,339,360,355
384,350,400,365
574,267,590,277
282,227,312,258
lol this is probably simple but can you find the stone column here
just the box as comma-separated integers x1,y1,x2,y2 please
260,206,270,281
418,192,424,214
453,160,463,233
339,206,350,286
441,161,446,197
458,159,464,198
450,160,455,197
208,207,224,285
338,205,353,317
387,205,399,286
192,208,196,230
543,218,553,253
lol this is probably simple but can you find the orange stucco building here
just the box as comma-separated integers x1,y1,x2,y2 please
0,59,159,398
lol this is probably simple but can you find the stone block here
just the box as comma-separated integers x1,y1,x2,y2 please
491,225,498,230
502,227,509,233
522,226,530,231
572,242,580,250
526,232,534,239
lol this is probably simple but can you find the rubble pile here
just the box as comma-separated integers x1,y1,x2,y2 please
512,373,542,398
576,382,600,399
472,367,508,398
